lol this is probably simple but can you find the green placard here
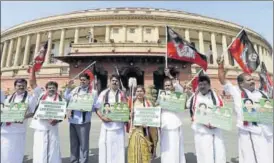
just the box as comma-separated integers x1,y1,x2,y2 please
1,103,27,122
101,102,130,122
158,89,186,112
242,98,273,123
67,93,95,112
133,107,161,127
194,102,233,131
34,101,67,120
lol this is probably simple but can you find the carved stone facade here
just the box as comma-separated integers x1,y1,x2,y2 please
1,7,273,93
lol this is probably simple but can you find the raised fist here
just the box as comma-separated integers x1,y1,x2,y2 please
216,55,224,65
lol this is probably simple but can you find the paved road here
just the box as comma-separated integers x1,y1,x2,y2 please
23,111,239,163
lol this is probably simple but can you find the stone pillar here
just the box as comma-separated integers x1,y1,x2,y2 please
105,26,110,43
14,36,22,66
23,35,31,65
89,27,94,43
211,32,218,65
185,29,190,42
45,31,52,64
198,31,204,53
1,41,8,68
258,45,263,61
74,28,79,44
59,29,66,56
6,39,14,67
222,34,229,66
123,26,127,42
154,26,159,42
139,26,143,43
34,33,41,57
254,44,258,53
261,47,265,63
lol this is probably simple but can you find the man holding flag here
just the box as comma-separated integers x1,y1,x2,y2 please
217,54,273,163
159,68,186,163
64,70,98,163
30,69,64,163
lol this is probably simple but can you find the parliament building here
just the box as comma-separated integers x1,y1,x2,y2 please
1,7,273,93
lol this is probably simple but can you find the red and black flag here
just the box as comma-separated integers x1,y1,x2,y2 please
166,26,208,70
191,69,205,92
27,41,48,73
259,62,273,97
228,30,260,74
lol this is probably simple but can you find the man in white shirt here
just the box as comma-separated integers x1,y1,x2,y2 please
94,74,127,163
160,69,186,163
1,77,42,163
186,75,226,163
30,80,64,163
64,73,98,163
217,55,273,163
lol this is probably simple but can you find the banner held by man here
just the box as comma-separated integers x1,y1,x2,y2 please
1,103,27,122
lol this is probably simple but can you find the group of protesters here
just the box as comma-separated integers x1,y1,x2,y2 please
0,52,272,163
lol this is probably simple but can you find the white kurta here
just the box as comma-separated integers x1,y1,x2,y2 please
223,82,273,163
30,93,63,163
186,91,226,163
160,83,186,163
1,87,42,163
95,88,125,163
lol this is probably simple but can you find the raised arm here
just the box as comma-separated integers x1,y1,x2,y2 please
164,68,184,93
217,55,227,85
63,80,74,101
29,66,37,89
217,55,242,115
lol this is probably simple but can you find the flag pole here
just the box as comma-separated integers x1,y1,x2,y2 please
221,27,245,57
70,61,96,80
186,68,203,86
165,25,168,69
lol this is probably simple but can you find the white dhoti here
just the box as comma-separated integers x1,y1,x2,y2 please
32,127,61,163
266,135,273,163
194,129,226,163
98,127,125,163
1,132,25,163
160,125,186,163
238,130,271,163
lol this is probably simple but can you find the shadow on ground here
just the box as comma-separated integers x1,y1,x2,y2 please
24,150,237,163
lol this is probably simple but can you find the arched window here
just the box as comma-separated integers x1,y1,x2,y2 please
191,42,196,48
210,54,213,64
